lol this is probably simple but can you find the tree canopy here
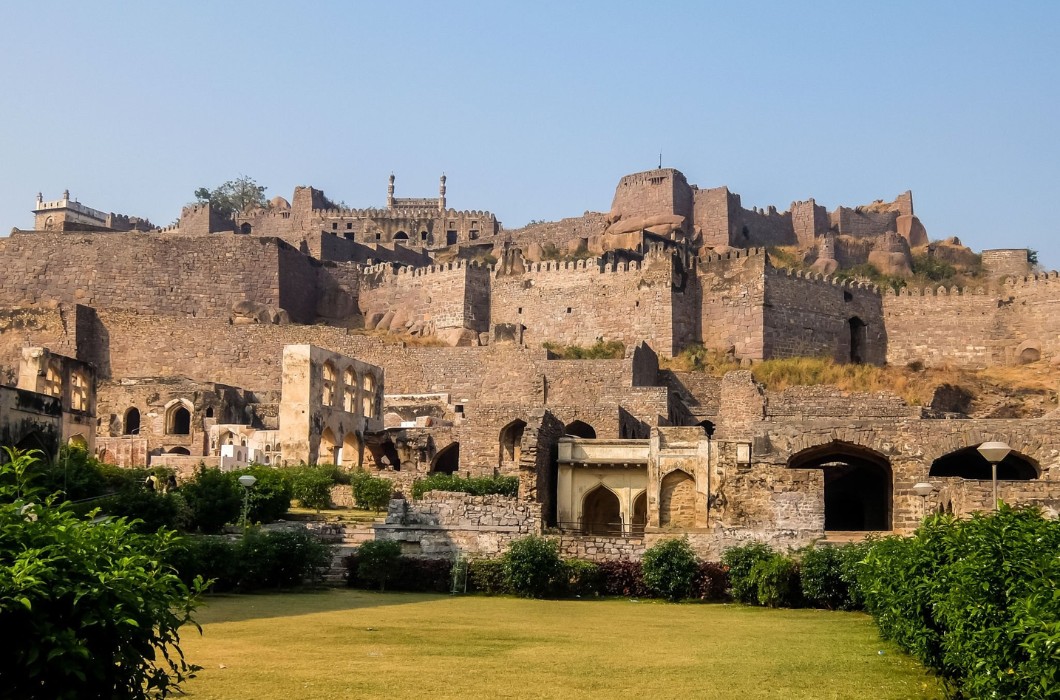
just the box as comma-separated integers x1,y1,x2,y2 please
193,175,267,217
0,448,204,698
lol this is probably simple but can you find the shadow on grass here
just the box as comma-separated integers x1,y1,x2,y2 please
194,588,453,625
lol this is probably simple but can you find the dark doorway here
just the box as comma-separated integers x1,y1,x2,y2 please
394,231,409,240
697,419,715,437
168,447,191,455
168,406,191,435
124,407,141,435
446,230,457,246
789,441,892,531
564,420,596,439
240,223,252,235
431,442,460,474
632,491,647,535
849,317,866,364
582,486,621,535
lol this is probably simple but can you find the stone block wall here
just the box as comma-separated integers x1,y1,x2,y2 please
610,169,693,224
830,207,899,238
373,492,542,557
762,266,886,363
698,248,767,359
491,248,679,355
358,261,491,337
981,249,1031,278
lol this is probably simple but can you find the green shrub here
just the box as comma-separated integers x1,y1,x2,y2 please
503,536,563,598
287,466,334,510
859,506,1060,699
30,445,107,501
344,553,451,593
169,535,239,592
800,545,868,610
353,474,393,512
642,538,698,602
468,558,509,595
751,554,800,608
0,447,203,697
561,558,601,597
356,540,402,591
233,465,292,523
180,466,242,534
97,489,192,533
542,339,625,360
411,473,519,500
237,528,331,589
722,542,775,604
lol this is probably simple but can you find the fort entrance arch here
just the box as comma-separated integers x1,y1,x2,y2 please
789,440,892,531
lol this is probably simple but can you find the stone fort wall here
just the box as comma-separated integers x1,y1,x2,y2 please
359,261,491,337
883,272,1060,367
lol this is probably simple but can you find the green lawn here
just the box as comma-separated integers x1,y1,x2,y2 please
179,590,940,700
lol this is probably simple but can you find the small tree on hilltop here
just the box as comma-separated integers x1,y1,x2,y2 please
193,175,268,218
0,447,205,698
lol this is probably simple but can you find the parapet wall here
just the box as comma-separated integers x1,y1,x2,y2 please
491,246,680,355
883,272,1060,367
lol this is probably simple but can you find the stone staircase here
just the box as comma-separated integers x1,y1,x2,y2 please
321,523,377,585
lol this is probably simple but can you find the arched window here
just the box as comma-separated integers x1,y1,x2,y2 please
322,362,337,407
582,486,621,535
362,373,376,418
240,222,252,234
343,368,356,412
929,446,1039,480
564,420,596,439
44,362,62,398
632,491,648,535
205,406,214,418
68,434,88,449
70,370,89,412
123,407,141,435
166,403,192,435
168,447,190,455
431,443,459,474
394,231,409,240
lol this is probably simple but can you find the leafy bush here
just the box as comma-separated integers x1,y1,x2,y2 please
859,506,1060,699
467,558,509,595
692,562,730,601
345,553,452,593
181,466,242,533
286,466,334,510
800,545,864,610
751,554,800,608
355,540,402,591
233,465,292,523
171,528,331,592
642,538,698,602
353,474,393,512
29,445,108,501
0,448,203,698
503,536,563,598
411,473,519,500
722,542,775,604
596,560,649,597
97,489,192,533
561,558,601,597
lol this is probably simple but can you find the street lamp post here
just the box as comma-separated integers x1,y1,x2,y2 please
976,441,1011,513
912,481,934,520
238,474,257,530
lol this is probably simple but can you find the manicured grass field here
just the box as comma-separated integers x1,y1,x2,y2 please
180,590,940,700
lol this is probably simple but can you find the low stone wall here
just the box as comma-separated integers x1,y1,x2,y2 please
552,534,644,561
665,527,821,561
373,491,542,557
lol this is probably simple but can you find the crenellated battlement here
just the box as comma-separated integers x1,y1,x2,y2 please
697,246,767,264
1004,270,1060,288
768,264,881,295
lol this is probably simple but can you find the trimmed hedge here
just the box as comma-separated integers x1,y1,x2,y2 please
410,473,519,500
170,528,331,592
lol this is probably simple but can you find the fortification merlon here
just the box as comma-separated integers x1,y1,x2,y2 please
697,246,767,264
1004,270,1060,287
765,261,882,296
890,285,991,297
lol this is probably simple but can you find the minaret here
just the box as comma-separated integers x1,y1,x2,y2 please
387,173,395,209
439,173,447,212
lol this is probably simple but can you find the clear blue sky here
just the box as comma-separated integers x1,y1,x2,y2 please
1,1,1057,268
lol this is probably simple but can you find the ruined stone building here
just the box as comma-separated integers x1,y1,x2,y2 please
0,167,1057,558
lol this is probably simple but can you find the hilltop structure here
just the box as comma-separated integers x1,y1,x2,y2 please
1,167,1056,559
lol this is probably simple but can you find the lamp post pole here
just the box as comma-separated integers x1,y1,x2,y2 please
976,442,1011,513
237,474,257,530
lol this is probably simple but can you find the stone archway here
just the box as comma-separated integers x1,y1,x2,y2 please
498,419,527,467
123,407,141,435
631,491,647,535
582,485,621,535
789,440,892,531
431,442,460,474
660,470,696,528
929,445,1039,480
564,420,596,439
319,427,339,465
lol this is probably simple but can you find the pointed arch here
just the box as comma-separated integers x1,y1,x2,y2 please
631,490,648,535
68,434,88,449
343,432,363,469
165,400,192,435
498,418,527,466
564,420,596,439
660,469,696,528
582,485,621,535
319,427,339,465
431,442,460,474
